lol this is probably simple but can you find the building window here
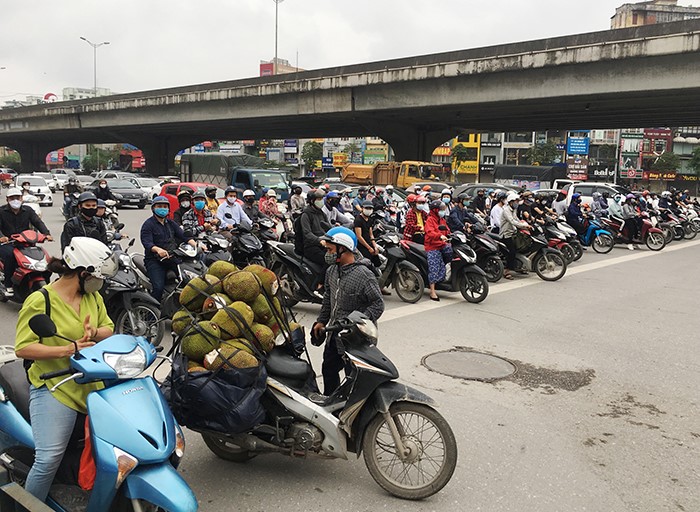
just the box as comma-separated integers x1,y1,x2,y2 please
505,148,529,165
654,139,667,153
505,132,533,143
632,13,638,24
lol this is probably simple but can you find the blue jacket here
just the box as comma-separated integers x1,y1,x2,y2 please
141,216,190,261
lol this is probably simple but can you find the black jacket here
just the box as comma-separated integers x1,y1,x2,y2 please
300,205,331,250
95,187,116,201
61,216,108,250
0,205,50,238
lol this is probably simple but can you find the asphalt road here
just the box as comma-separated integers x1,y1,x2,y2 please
3,203,699,512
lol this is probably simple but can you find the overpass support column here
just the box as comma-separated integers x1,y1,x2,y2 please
136,136,201,177
366,123,456,162
13,142,56,173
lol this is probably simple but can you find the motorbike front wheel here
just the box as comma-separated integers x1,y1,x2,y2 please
362,402,458,500
592,233,614,254
392,268,424,304
534,252,567,281
458,270,489,303
683,223,697,240
114,301,164,346
480,255,504,283
645,232,666,251
571,241,584,261
559,243,575,264
201,433,256,463
662,227,674,245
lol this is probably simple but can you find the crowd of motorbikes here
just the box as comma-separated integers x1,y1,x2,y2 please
0,186,695,510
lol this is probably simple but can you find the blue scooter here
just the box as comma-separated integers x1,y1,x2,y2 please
0,315,197,511
576,214,614,254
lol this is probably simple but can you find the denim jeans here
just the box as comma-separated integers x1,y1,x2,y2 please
0,244,16,288
25,385,77,502
145,257,178,301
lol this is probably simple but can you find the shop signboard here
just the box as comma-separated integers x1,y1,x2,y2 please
643,171,677,181
567,137,590,155
321,157,334,169
566,156,589,180
619,168,643,179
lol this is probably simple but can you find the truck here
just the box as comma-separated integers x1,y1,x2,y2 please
341,161,449,189
179,153,290,200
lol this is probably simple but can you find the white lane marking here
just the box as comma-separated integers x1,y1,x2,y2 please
379,239,700,324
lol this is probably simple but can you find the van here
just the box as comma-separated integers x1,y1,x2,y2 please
564,182,621,206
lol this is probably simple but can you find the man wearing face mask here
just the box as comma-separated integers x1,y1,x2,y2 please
473,189,487,217
173,190,192,226
299,190,332,268
448,194,477,233
352,186,368,214
182,190,217,237
0,188,53,298
311,227,384,395
140,196,196,301
241,189,269,223
60,192,107,251
217,186,251,231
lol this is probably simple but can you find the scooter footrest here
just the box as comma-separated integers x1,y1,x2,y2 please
49,484,89,512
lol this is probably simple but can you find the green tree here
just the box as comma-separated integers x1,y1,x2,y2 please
82,145,120,172
0,152,21,171
342,141,360,155
300,141,323,171
451,144,471,168
651,151,680,172
687,146,700,174
526,142,561,165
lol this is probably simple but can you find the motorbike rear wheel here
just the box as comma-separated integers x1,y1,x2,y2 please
362,402,457,500
480,255,504,283
673,225,685,241
645,232,666,251
392,268,424,304
534,252,567,281
114,302,164,346
662,227,674,245
683,223,697,240
559,243,575,264
592,233,614,254
458,270,489,303
201,433,256,463
571,241,584,261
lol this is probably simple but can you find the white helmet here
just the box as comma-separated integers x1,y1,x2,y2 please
506,192,520,203
661,191,672,198
63,237,118,278
242,189,255,198
441,188,452,196
266,189,277,197
386,185,394,191
6,187,22,199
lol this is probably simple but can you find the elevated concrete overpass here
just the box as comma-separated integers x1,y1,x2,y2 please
2,19,700,173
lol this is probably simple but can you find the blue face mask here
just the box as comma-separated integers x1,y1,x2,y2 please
194,200,206,211
442,197,451,204
438,210,447,218
153,207,169,218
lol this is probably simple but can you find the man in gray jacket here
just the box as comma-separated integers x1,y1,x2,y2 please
500,192,530,279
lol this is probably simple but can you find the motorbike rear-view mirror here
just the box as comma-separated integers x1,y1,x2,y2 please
128,238,136,247
29,314,57,338
115,223,125,231
224,213,233,219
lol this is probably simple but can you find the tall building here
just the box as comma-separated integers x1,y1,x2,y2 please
62,87,112,101
259,58,303,77
611,0,700,29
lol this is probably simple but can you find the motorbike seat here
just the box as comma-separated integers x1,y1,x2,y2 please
0,360,31,423
265,348,311,381
406,241,426,257
278,242,302,259
277,243,324,273
132,254,148,275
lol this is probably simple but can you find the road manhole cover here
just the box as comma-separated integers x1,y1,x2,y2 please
422,350,516,381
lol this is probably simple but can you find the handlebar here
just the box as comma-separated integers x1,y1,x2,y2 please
323,324,344,334
40,368,73,380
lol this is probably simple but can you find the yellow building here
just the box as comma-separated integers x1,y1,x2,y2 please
452,134,481,178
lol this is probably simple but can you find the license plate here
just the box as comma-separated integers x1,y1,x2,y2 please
129,198,140,203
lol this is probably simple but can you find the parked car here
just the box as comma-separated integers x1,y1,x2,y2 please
76,175,95,188
50,168,78,190
32,172,58,192
563,182,621,206
87,178,148,208
128,176,162,201
14,175,53,206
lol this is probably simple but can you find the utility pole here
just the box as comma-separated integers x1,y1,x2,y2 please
273,0,285,75
80,37,110,97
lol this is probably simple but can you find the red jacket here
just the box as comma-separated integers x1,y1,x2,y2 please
424,211,450,251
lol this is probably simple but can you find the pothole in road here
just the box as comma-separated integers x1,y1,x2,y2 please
423,346,595,393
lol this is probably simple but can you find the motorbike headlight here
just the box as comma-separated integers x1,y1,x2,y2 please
26,259,48,271
218,238,230,249
174,424,186,460
356,319,378,342
118,253,132,268
113,193,124,200
104,346,147,378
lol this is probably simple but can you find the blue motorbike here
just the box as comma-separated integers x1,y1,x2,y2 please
0,315,197,512
576,215,614,254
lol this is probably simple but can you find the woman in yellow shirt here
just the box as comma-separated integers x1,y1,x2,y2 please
15,237,117,503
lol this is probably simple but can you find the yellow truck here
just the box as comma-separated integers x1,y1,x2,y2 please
341,161,447,188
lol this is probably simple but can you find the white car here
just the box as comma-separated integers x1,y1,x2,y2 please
14,175,53,206
32,172,58,192
563,182,631,206
50,168,78,190
128,176,162,201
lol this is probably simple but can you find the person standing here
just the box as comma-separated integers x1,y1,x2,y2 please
60,192,107,250
0,188,53,297
424,200,452,301
311,227,384,395
140,196,196,301
15,237,116,503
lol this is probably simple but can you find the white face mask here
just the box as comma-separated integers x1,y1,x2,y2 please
314,199,324,209
417,204,429,213
9,199,22,210
226,196,237,204
180,201,190,209
362,208,373,217
99,184,107,189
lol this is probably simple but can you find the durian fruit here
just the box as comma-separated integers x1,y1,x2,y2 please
202,293,232,318
203,345,259,371
211,302,254,340
207,260,238,281
244,264,279,296
172,308,194,336
251,323,274,353
179,275,221,312
181,321,221,361
222,271,261,304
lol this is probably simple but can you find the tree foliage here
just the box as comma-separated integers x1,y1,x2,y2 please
82,146,120,172
342,141,360,155
651,151,680,172
687,146,700,174
451,144,471,166
300,141,323,171
0,151,21,171
526,142,561,165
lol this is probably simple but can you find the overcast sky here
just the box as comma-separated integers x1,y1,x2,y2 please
1,0,629,101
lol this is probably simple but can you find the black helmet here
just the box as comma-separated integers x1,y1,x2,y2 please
78,191,97,204
307,189,326,202
205,185,217,197
292,185,302,193
224,186,237,195
496,191,508,201
97,199,106,208
457,193,470,202
429,199,444,210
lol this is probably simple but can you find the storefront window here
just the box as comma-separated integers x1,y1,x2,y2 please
505,132,533,143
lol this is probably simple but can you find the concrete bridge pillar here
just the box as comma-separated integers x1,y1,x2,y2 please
12,142,57,173
364,122,456,163
136,136,201,177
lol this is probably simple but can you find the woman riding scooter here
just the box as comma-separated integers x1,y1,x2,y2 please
14,237,117,503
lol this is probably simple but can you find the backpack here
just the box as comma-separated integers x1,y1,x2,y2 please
293,214,305,256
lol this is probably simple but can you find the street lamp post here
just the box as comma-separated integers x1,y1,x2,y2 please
79,37,110,97
273,0,284,75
